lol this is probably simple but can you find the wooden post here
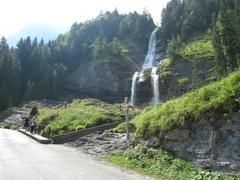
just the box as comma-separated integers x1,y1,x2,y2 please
48,127,51,139
124,97,130,140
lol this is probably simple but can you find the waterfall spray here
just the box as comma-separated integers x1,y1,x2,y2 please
151,67,159,105
130,27,160,106
130,72,138,106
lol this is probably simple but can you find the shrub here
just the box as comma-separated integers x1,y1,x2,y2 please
30,106,38,116
112,122,136,133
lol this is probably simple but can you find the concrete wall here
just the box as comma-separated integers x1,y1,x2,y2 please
51,121,123,144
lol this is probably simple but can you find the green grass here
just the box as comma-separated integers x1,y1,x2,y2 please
179,37,216,60
133,71,240,137
177,77,190,85
157,58,175,78
143,68,152,78
111,122,136,133
37,98,138,136
105,144,235,180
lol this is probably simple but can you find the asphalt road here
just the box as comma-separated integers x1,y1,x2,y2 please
0,129,153,180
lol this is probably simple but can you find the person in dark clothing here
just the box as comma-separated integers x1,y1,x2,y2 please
23,118,30,132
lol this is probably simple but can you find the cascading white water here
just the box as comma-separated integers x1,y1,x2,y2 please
130,72,138,106
151,67,159,105
142,27,159,70
130,27,160,106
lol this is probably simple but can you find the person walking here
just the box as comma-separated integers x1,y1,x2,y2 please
30,117,36,134
23,117,30,132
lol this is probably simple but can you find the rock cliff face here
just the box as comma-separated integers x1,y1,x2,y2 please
63,38,150,103
64,60,137,103
135,56,215,105
65,53,215,106
147,112,240,172
158,57,215,101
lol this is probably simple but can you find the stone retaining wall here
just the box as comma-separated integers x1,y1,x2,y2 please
18,129,51,144
51,121,123,144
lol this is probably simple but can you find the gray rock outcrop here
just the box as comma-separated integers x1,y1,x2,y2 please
64,59,142,103
146,112,240,173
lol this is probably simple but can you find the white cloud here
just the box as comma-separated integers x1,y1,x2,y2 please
0,0,169,37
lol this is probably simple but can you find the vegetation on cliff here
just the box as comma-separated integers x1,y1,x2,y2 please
133,71,240,138
161,0,240,76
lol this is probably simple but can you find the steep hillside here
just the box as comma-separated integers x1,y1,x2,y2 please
62,12,155,102
64,39,146,102
132,71,240,172
7,22,67,47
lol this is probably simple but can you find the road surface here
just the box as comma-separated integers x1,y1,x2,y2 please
0,129,153,180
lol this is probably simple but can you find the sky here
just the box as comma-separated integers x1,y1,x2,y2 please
0,0,170,38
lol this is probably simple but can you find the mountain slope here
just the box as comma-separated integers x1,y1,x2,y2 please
7,23,67,47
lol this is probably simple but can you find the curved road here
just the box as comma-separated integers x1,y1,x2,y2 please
0,129,153,180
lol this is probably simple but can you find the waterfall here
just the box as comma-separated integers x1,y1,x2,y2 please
130,27,160,106
130,72,138,106
151,67,159,105
142,27,159,70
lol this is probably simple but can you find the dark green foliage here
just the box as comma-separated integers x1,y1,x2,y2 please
161,0,217,42
212,0,240,74
49,10,154,71
30,106,38,116
161,0,240,75
0,37,22,110
166,36,182,58
0,10,154,111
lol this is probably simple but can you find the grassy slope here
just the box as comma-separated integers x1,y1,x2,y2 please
105,144,237,180
133,71,240,137
37,99,138,136
179,36,216,60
